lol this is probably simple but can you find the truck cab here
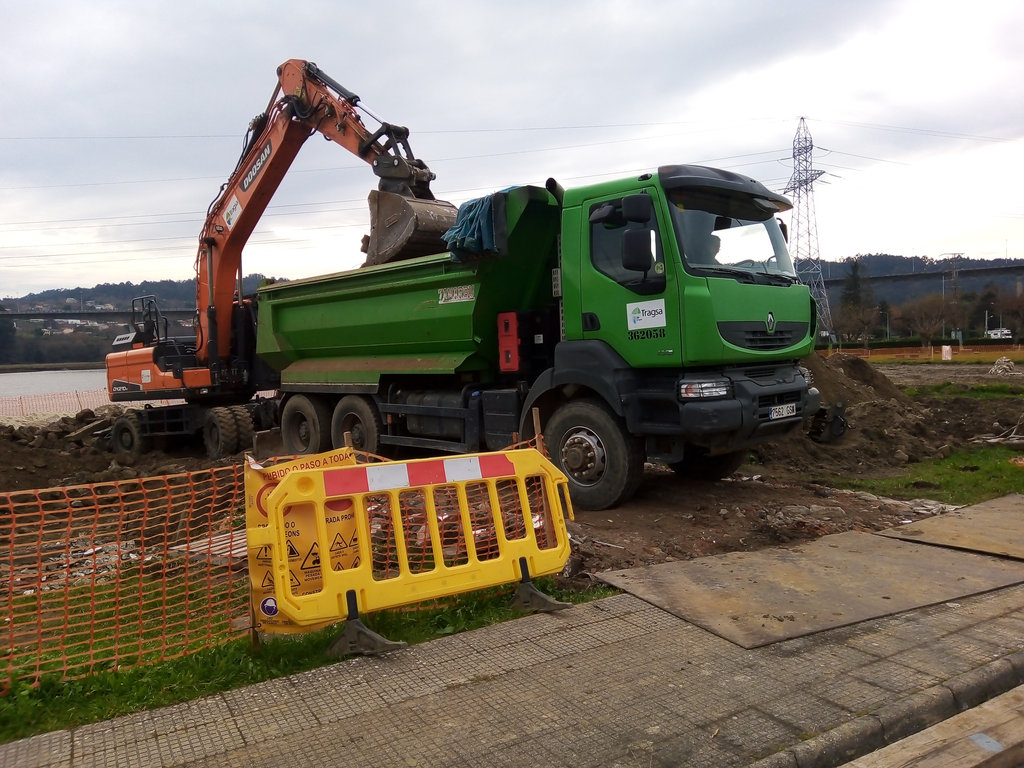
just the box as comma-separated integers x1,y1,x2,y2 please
530,166,818,507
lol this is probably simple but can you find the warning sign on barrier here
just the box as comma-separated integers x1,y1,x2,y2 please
247,447,574,629
245,448,361,633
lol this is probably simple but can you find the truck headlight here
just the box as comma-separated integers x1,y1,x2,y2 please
679,379,731,399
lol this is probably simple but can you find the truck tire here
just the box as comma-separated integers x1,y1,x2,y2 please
331,396,381,453
546,400,643,511
230,406,255,455
669,448,746,480
111,412,148,466
281,395,332,455
203,407,239,459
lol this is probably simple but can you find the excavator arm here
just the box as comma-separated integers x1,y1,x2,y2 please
196,59,456,379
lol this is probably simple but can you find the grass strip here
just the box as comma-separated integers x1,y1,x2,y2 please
0,579,614,743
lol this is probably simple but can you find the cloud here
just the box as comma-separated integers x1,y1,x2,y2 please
2,0,1024,295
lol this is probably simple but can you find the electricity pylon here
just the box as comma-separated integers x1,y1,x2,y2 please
784,117,833,337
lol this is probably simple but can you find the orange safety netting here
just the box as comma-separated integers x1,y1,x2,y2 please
0,388,277,419
0,388,115,419
0,466,248,690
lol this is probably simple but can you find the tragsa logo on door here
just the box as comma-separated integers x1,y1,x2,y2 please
626,299,666,330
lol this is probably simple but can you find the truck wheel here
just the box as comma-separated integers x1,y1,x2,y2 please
281,395,332,455
546,400,643,511
230,405,255,454
669,448,746,480
331,396,381,453
111,412,148,466
203,407,239,459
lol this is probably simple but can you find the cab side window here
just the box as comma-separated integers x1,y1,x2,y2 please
589,197,665,295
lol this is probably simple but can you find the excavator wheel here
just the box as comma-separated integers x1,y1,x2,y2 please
111,411,149,466
203,407,239,459
229,405,255,455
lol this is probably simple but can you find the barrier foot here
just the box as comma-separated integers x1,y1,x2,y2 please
328,619,407,658
513,557,571,613
327,591,407,658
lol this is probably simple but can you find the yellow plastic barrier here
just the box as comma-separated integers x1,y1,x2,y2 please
246,448,574,642
244,448,361,634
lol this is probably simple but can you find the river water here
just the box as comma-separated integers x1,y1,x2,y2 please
0,369,108,397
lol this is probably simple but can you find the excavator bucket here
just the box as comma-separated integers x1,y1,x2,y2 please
363,190,458,266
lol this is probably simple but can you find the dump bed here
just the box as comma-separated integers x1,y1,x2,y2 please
256,185,560,389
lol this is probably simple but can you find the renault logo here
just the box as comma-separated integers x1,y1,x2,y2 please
766,311,776,334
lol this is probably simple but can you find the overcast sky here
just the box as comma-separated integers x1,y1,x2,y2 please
2,0,1023,297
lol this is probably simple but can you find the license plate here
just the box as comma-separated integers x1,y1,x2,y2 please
769,403,797,420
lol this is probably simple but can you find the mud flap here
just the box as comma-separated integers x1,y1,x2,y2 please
363,190,457,266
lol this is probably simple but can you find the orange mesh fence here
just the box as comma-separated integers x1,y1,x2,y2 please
1,465,249,690
0,389,115,419
0,387,278,419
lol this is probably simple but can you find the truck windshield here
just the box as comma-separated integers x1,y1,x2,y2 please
667,189,796,282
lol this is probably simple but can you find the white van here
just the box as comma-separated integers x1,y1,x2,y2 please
984,328,1012,339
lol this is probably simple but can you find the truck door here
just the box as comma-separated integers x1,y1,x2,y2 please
581,194,680,368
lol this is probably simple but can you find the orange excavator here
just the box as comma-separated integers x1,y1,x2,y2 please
105,59,456,461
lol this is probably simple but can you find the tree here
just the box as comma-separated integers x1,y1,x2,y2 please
900,294,946,345
993,287,1022,335
0,309,15,364
836,257,877,346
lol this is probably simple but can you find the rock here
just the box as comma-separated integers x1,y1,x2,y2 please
809,504,845,518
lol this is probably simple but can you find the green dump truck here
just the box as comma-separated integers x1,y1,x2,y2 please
256,165,819,510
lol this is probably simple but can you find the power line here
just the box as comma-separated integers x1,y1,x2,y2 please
0,118,780,142
808,118,1017,144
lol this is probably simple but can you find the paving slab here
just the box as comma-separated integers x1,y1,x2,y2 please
3,584,1024,768
598,531,1024,647
878,493,1024,559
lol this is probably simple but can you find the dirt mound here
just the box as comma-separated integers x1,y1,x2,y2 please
803,352,908,405
2,358,1021,582
0,408,230,492
753,355,1022,485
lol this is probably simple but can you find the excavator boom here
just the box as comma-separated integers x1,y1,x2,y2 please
104,59,455,462
196,59,456,377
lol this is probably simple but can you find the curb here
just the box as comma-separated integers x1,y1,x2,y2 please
748,651,1024,768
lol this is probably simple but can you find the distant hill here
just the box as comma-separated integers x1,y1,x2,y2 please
2,274,284,311
800,253,1024,281
808,254,1024,307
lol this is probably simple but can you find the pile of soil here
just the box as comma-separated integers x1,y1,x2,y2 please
2,357,1021,583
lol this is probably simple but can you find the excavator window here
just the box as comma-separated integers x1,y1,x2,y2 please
131,296,165,344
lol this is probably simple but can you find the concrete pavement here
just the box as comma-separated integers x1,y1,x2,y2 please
3,573,1024,767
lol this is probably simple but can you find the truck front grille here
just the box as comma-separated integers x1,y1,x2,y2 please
718,321,808,351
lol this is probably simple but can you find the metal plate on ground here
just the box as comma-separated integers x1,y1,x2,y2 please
598,531,1024,648
877,494,1024,559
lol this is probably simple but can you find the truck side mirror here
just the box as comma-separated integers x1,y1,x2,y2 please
778,218,788,242
589,202,616,224
622,228,654,272
622,194,652,223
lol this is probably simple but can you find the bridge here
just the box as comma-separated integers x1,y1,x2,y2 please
822,263,1024,305
1,309,196,325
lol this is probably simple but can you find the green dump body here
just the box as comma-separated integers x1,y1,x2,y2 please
256,186,560,389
